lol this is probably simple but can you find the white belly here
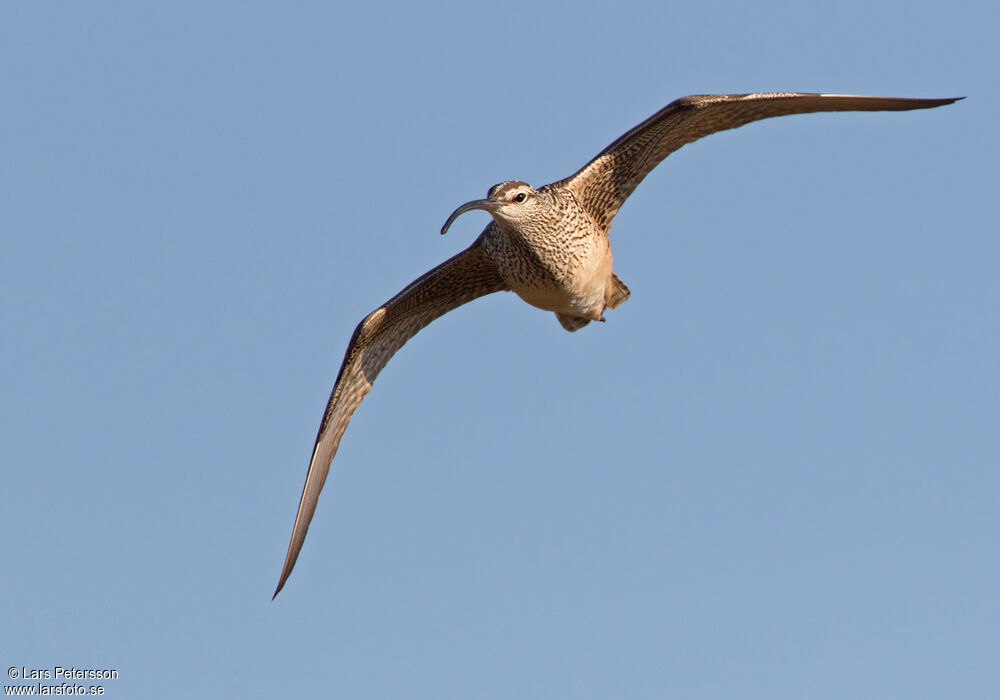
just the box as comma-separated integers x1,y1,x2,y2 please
511,237,613,319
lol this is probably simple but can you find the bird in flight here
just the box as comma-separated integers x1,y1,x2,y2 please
274,92,959,597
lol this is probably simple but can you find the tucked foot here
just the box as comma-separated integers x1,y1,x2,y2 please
605,273,631,310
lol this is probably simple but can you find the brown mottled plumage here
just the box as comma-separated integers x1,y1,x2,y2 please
274,92,959,596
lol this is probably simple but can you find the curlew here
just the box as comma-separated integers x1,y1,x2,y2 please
274,92,959,596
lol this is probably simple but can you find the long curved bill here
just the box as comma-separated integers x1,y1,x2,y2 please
441,199,495,235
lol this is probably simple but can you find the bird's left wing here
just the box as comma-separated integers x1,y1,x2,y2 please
556,93,961,232
274,236,507,597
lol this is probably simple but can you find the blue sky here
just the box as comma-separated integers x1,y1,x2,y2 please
3,1,996,698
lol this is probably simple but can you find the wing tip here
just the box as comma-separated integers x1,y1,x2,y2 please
814,93,965,107
272,559,293,599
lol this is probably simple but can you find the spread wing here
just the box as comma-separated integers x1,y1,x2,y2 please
274,237,507,597
557,93,961,232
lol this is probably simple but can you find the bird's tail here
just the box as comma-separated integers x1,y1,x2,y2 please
556,313,591,332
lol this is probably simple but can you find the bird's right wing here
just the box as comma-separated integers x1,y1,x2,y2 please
274,236,507,597
557,93,961,232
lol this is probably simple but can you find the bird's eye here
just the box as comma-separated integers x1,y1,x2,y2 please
513,192,527,203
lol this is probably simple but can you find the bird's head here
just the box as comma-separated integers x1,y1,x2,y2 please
440,181,541,235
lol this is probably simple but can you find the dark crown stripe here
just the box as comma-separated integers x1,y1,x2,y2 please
488,180,529,199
